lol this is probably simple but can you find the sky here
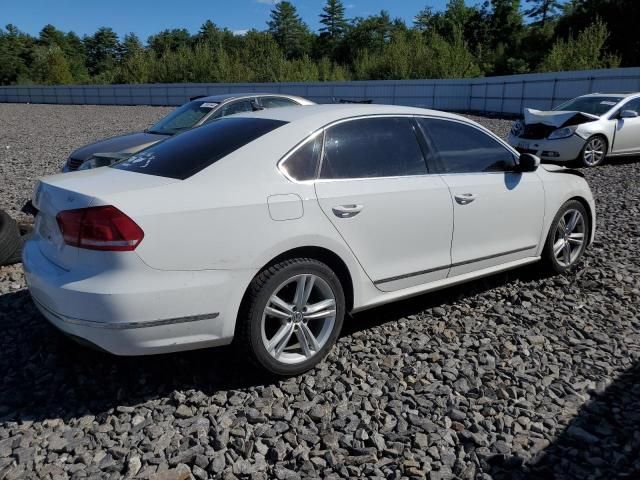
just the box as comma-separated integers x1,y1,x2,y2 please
1,0,450,41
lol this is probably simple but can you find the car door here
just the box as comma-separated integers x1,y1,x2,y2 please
314,116,454,292
612,98,640,154
417,117,545,278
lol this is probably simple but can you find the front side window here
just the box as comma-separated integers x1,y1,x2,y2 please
261,97,299,109
418,118,516,174
320,117,427,180
620,98,640,115
280,134,322,181
147,101,219,135
112,117,287,180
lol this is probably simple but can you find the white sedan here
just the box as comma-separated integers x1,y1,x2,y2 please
508,92,640,167
23,105,596,375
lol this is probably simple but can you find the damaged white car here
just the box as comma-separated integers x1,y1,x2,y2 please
508,93,640,167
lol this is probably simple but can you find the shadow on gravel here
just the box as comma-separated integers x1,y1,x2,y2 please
0,262,555,425
487,360,640,479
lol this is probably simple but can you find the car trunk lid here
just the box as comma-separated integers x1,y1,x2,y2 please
31,168,178,270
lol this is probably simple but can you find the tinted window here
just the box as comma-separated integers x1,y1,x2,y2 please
419,118,515,173
554,96,623,116
621,98,640,114
320,117,427,180
112,117,287,180
280,135,321,181
261,97,298,109
148,101,219,135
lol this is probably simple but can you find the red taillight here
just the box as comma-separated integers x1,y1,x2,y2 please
56,206,144,251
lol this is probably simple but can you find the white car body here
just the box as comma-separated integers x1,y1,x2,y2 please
23,105,596,356
507,92,640,163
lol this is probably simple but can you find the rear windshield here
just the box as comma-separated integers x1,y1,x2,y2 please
554,96,623,116
112,117,287,179
147,100,219,135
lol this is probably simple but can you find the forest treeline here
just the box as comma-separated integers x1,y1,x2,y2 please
0,0,636,86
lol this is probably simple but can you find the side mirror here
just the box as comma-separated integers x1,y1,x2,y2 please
517,153,540,172
620,110,639,119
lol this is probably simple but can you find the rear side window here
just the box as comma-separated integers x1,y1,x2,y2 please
320,117,427,180
280,134,322,181
261,97,299,108
112,117,287,180
418,118,516,173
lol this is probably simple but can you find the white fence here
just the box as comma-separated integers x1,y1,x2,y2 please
1,67,639,115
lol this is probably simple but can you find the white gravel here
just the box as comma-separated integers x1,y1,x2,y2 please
0,103,639,480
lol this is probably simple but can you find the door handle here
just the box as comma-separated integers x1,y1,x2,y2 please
454,193,477,205
332,204,364,218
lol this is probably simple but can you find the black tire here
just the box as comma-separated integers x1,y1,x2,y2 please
236,258,345,376
0,210,22,267
578,135,607,167
541,200,590,274
5,235,25,265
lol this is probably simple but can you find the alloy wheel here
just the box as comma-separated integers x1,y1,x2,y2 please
553,209,586,268
260,274,337,365
583,137,606,166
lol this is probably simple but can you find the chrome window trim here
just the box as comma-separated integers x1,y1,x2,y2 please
277,113,524,184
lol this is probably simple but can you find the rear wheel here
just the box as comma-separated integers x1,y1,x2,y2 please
0,210,22,266
542,200,589,274
579,135,607,167
237,258,345,376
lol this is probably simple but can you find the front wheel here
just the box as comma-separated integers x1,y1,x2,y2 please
237,258,345,376
579,135,607,167
542,200,590,274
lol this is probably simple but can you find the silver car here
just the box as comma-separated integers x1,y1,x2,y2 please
507,92,640,167
63,93,315,171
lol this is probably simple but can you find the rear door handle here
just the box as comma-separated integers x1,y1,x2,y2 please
332,204,364,218
454,193,477,205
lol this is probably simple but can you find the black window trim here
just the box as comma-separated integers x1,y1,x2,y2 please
277,130,324,183
415,115,520,175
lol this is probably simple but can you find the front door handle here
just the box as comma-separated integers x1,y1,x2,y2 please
454,193,477,205
332,204,364,218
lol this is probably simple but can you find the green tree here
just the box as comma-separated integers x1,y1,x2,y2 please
540,18,620,71
148,28,191,54
0,24,35,85
31,45,73,84
318,0,349,57
267,1,311,58
84,27,119,77
118,33,143,60
525,0,564,25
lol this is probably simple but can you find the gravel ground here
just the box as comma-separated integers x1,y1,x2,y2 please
0,104,639,480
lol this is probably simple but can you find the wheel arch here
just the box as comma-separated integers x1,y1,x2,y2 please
258,246,355,313
234,246,356,340
567,195,595,245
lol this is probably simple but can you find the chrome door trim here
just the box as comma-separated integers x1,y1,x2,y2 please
373,244,537,286
34,297,219,330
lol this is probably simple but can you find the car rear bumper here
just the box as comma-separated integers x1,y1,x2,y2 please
508,133,586,162
22,239,255,355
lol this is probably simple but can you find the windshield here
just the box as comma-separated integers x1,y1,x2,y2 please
113,117,288,179
554,96,624,116
147,101,219,135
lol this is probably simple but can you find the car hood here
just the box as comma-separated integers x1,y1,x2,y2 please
523,108,599,128
70,131,167,161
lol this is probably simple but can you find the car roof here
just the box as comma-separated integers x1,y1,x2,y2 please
194,92,310,103
233,103,468,126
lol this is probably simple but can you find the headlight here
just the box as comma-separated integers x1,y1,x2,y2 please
547,126,577,140
78,156,113,170
511,120,524,137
